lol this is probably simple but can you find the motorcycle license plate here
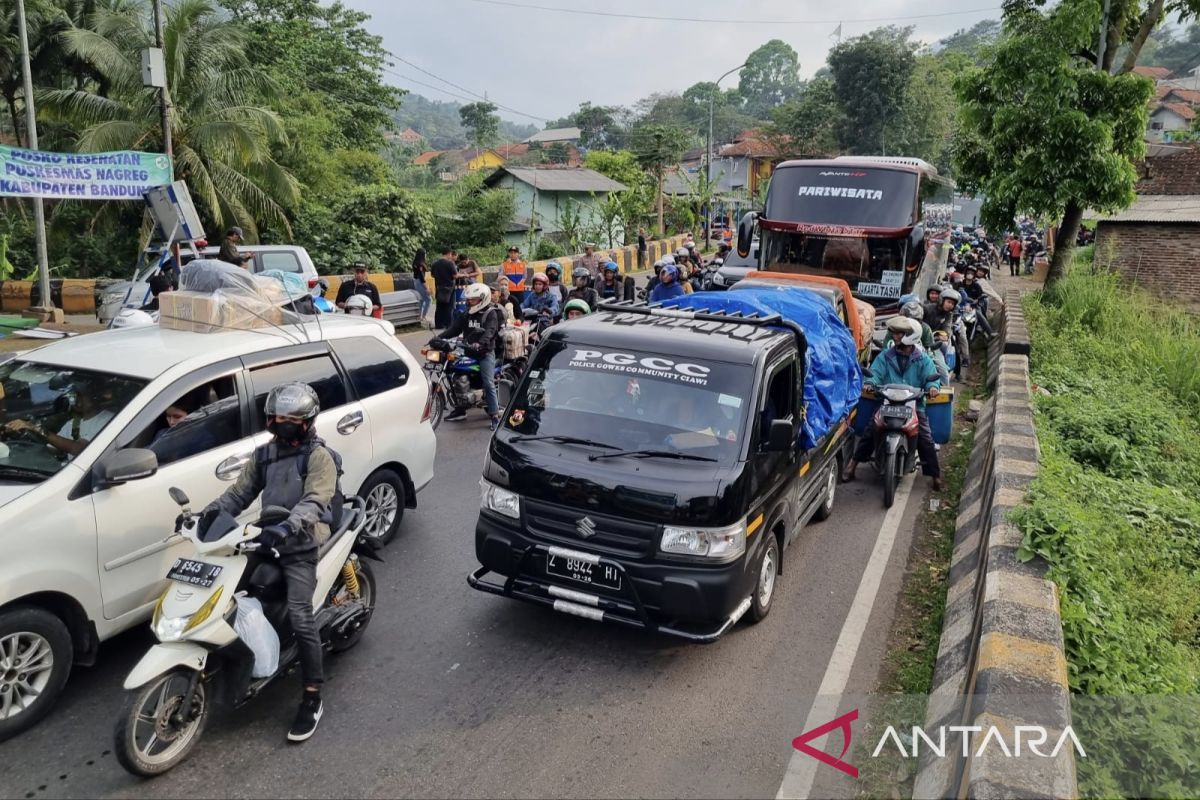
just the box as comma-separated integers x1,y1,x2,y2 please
882,406,911,419
166,558,223,588
546,553,621,591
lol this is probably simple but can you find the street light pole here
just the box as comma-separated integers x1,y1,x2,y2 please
705,63,746,250
15,0,52,316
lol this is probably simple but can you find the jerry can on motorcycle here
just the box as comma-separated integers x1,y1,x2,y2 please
926,385,955,444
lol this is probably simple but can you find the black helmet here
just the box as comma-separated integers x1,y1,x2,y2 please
264,382,319,420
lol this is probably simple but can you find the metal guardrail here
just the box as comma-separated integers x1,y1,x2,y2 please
379,289,422,327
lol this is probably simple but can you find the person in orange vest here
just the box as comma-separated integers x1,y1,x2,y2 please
501,245,528,304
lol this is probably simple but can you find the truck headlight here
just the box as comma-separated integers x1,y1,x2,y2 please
480,478,520,520
660,519,746,563
151,587,224,641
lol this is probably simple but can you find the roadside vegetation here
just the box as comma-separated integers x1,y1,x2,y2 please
1017,249,1200,796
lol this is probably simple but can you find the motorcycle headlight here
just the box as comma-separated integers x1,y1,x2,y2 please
151,586,224,641
660,519,747,563
480,478,520,520
711,272,725,286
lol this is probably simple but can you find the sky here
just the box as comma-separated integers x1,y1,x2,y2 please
345,0,1002,128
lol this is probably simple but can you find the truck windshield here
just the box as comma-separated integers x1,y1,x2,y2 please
504,341,752,464
0,361,146,479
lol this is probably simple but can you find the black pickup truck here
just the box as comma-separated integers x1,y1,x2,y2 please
469,301,857,641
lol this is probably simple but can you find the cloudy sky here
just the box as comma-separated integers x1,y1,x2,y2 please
344,0,1001,126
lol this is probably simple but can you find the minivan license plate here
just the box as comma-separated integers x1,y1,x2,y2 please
546,553,621,591
166,558,223,588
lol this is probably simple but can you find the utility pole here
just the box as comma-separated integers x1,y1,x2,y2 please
705,62,746,250
15,0,53,317
150,0,173,168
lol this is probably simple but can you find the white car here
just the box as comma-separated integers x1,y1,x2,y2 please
0,315,435,740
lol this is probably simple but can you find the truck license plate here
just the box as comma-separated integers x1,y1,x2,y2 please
546,553,621,591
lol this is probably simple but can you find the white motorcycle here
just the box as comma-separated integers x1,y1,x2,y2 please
113,487,379,776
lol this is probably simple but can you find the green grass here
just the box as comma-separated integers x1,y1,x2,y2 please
1016,253,1200,797
882,415,975,695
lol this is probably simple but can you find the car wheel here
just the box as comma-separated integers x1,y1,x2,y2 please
748,533,780,624
811,460,838,522
0,607,74,742
359,468,406,545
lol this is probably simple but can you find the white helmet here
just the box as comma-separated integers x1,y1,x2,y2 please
344,294,373,316
887,316,923,347
463,282,492,313
676,247,690,257
110,308,156,329
661,254,675,265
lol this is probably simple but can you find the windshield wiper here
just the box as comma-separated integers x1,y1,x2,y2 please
510,434,618,449
588,449,718,463
0,465,54,481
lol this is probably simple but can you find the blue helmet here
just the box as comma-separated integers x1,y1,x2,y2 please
661,264,679,280
603,260,619,274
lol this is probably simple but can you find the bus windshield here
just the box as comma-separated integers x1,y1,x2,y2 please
759,232,912,306
766,165,919,229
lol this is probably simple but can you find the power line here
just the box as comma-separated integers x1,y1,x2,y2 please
461,0,1002,26
382,68,483,105
385,54,548,122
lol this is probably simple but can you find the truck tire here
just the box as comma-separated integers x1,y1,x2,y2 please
811,460,838,522
748,534,780,624
0,606,74,742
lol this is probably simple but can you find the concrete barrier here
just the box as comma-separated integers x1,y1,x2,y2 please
913,297,1076,800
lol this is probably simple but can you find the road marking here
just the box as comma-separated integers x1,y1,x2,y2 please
775,477,918,800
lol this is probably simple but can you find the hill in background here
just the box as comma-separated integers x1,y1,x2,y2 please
392,93,540,150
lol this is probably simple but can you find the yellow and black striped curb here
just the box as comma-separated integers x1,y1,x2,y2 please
0,237,689,316
913,305,1076,799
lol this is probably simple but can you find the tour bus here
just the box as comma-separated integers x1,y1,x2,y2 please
736,156,955,317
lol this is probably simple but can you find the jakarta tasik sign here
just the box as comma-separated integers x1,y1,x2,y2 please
0,144,171,200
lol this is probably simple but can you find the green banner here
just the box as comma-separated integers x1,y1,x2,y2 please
0,144,171,200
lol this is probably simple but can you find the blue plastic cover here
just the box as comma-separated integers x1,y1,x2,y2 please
659,288,863,450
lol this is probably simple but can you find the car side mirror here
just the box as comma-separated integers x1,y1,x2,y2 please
102,448,159,486
762,418,794,452
737,212,758,258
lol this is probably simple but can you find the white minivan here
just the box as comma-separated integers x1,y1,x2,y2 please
0,315,435,740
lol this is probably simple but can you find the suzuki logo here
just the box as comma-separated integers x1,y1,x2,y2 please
576,516,597,538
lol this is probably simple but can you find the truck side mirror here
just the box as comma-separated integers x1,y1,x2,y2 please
762,418,794,452
737,212,758,258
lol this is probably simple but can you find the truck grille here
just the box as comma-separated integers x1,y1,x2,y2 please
523,498,659,559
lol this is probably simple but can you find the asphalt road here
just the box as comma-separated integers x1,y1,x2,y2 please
0,329,932,800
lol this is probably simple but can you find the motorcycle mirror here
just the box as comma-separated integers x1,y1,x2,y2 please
169,486,190,507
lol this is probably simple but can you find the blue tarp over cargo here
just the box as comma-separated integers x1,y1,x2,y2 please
659,288,862,450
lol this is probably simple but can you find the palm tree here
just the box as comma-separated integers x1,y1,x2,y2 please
40,0,299,236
